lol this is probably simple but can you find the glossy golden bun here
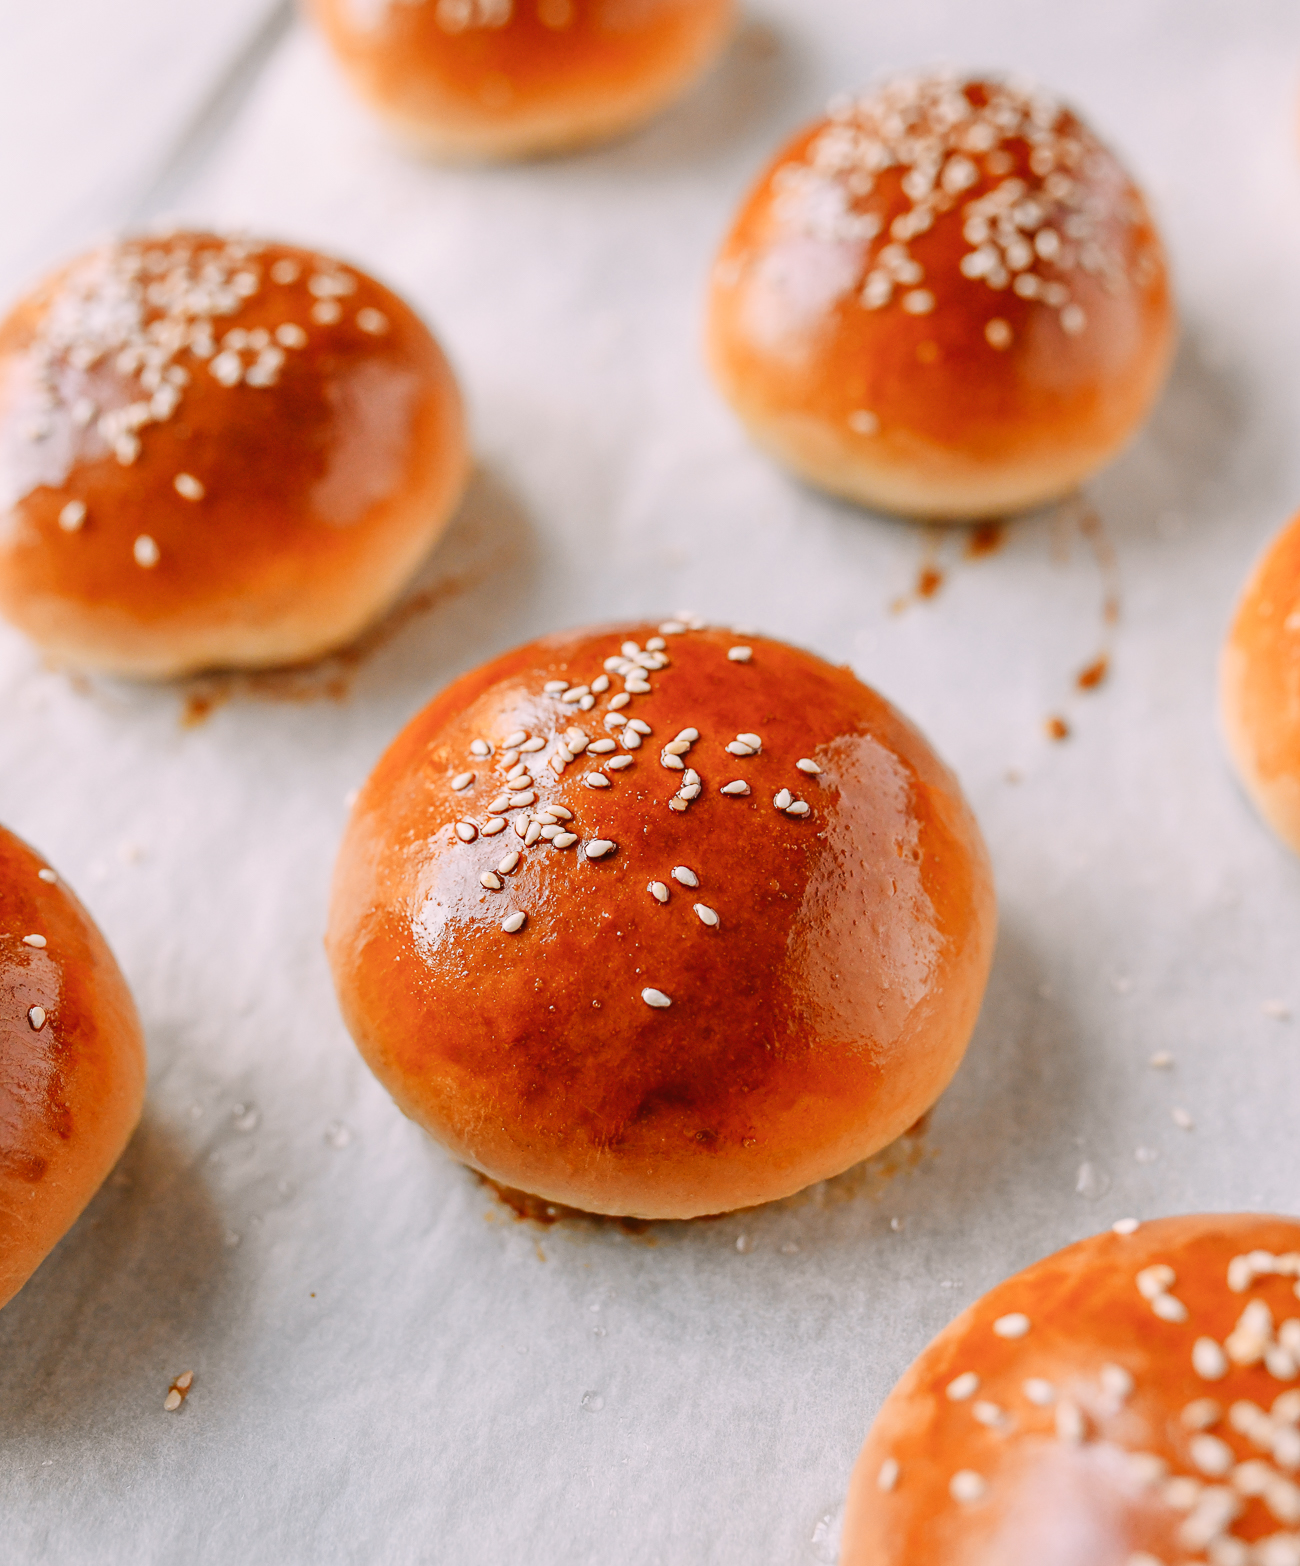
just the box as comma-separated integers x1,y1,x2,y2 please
0,824,146,1309
842,1214,1300,1566
707,72,1176,521
0,232,468,678
309,0,736,160
326,620,995,1219
1222,512,1300,853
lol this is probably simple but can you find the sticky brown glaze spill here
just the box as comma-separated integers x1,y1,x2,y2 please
0,824,146,1308
1076,654,1109,691
327,621,996,1219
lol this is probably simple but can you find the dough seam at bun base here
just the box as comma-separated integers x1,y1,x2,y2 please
326,620,996,1219
706,73,1176,522
0,825,146,1309
0,232,469,678
840,1213,1300,1566
1221,509,1300,854
309,0,737,163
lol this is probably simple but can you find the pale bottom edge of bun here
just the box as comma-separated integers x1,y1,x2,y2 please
4,467,470,680
359,45,731,163
409,1070,959,1223
731,406,1129,523
1220,674,1300,856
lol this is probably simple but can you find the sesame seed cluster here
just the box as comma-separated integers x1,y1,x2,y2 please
11,232,390,573
440,618,824,998
880,1229,1300,1565
773,71,1150,351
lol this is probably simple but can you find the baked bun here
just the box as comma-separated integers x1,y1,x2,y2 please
842,1213,1300,1566
0,824,146,1309
707,72,1176,521
308,0,736,161
1221,512,1300,854
0,231,468,677
326,620,995,1219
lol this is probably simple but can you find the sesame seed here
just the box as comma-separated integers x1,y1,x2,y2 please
973,1401,1008,1429
672,867,699,887
1023,1379,1055,1406
585,774,610,788
785,801,810,816
620,641,640,657
625,679,651,695
1113,1218,1140,1235
795,759,821,774
357,308,389,334
37,869,57,882
1153,1294,1189,1324
694,904,719,927
661,754,685,771
586,841,615,859
1180,1398,1221,1430
1190,1434,1234,1478
312,300,342,325
452,772,475,790
902,289,936,314
588,739,616,754
737,733,761,748
849,409,880,435
508,791,536,808
649,882,669,902
606,714,627,729
993,1313,1031,1339
488,795,511,813
454,822,477,843
552,833,577,849
774,789,793,810
641,988,672,1009
877,1457,899,1492
985,318,1013,349
720,781,751,796
728,647,752,663
210,350,243,387
561,686,589,704
544,681,568,694
621,731,642,751
164,1390,183,1412
524,823,542,846
506,764,530,782
502,912,526,933
275,323,308,349
1055,1401,1086,1445
470,740,491,757
545,805,573,820
1193,1339,1229,1380
676,729,699,744
497,852,519,873
646,638,666,651
949,1470,986,1504
1172,1107,1194,1130
677,784,700,800
1060,304,1086,335
1137,1265,1175,1300
550,756,567,774
480,872,503,890
27,1006,46,1030
174,473,204,501
727,741,756,757
627,719,652,735
668,799,688,811
1100,1364,1134,1401
519,737,545,753
947,1372,980,1400
58,500,86,532
134,534,160,568
23,933,46,947
504,731,528,748
607,757,634,771
481,818,507,836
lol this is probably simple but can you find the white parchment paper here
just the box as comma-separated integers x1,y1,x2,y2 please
3,4,1300,1562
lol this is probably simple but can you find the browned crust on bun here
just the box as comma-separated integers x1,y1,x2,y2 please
707,72,1176,521
0,232,468,677
1222,512,1300,853
0,825,146,1309
309,0,736,161
326,620,996,1219
842,1213,1300,1565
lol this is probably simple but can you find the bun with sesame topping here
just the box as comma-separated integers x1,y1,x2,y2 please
1222,512,1300,854
326,621,995,1219
0,823,146,1309
706,72,1176,521
841,1214,1300,1566
308,0,735,161
0,232,468,677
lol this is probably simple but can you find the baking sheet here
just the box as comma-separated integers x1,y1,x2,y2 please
3,4,1300,1562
